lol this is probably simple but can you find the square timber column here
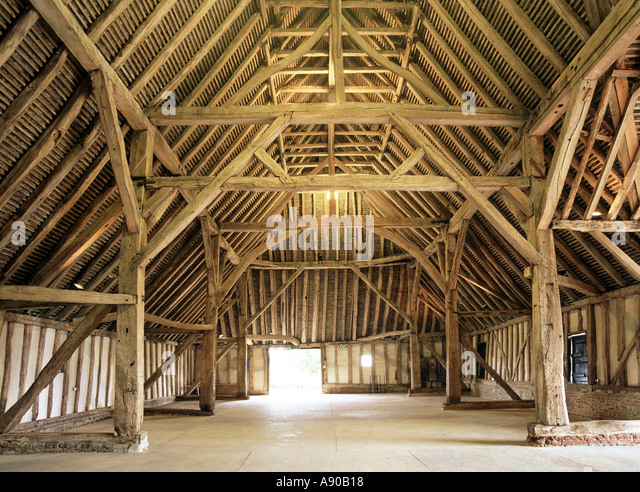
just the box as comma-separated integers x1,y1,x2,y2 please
114,129,152,438
236,271,249,399
445,287,461,404
526,135,570,426
529,228,569,425
444,224,467,405
407,262,422,391
200,229,220,414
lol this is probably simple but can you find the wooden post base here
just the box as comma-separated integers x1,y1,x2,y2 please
527,420,640,447
0,432,149,454
143,408,214,417
442,400,535,410
407,388,446,397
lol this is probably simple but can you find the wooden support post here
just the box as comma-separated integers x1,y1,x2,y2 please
445,288,461,404
444,222,468,404
408,263,422,391
586,303,598,385
526,137,570,426
237,272,249,399
114,130,152,438
200,227,220,413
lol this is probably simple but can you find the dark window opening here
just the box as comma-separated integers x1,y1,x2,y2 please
476,342,487,379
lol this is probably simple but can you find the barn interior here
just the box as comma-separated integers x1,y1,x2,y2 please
1,0,640,471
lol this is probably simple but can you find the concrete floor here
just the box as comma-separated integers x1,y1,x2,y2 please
1,393,640,472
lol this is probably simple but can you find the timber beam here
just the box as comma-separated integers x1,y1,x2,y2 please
219,218,447,232
552,220,640,232
393,115,544,266
458,309,531,318
138,115,291,268
146,103,529,127
0,305,111,434
448,0,640,241
0,286,136,305
459,336,522,401
91,70,142,234
268,1,416,8
250,254,413,269
144,175,530,194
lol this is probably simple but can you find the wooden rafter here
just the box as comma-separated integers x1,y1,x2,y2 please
584,85,640,220
590,231,640,282
225,16,332,106
456,0,547,97
531,0,640,136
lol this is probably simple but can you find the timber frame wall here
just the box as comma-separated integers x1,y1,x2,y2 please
322,339,445,393
0,313,196,432
467,283,640,421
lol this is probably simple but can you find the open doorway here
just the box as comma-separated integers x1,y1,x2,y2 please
568,334,588,385
269,348,322,397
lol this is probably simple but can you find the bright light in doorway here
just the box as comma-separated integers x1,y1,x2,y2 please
326,191,338,200
269,348,322,397
361,354,373,368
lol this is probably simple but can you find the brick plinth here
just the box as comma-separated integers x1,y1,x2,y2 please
0,432,149,455
528,433,640,447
